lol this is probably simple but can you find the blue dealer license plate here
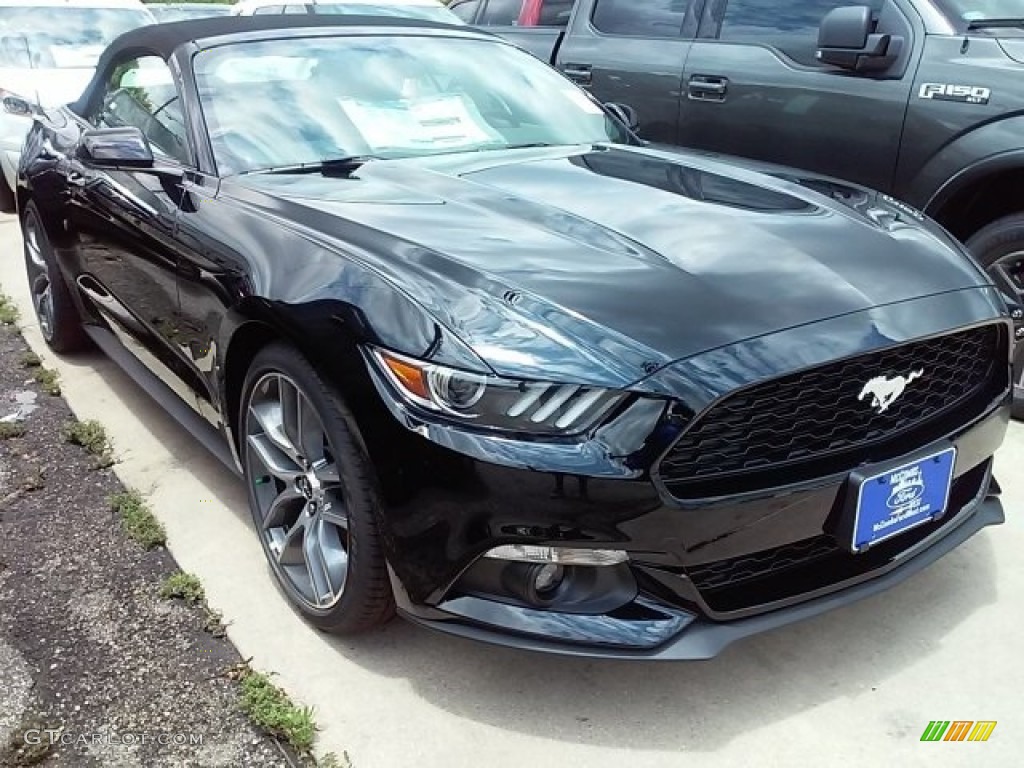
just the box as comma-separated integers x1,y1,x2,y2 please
852,448,956,552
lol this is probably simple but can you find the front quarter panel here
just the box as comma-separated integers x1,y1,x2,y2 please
172,183,492,426
17,110,78,229
898,35,1024,210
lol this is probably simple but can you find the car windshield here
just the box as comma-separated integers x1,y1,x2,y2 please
312,3,464,23
194,35,627,175
0,7,153,69
151,6,233,21
937,0,1024,23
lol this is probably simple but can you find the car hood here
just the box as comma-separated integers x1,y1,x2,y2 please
235,144,991,385
0,66,95,107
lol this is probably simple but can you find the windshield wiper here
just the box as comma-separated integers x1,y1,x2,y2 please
503,142,561,150
243,155,379,177
966,17,1024,30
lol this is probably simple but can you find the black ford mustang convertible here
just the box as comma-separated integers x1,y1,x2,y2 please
16,16,1017,659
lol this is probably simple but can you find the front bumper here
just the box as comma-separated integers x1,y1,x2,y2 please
367,292,1013,659
375,371,1010,659
384,402,1007,659
401,490,1003,660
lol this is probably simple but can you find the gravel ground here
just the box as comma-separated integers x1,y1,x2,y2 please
0,321,299,768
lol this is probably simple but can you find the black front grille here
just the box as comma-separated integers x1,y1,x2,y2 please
659,325,1004,497
687,536,841,592
685,461,992,614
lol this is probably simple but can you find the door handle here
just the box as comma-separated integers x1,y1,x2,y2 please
688,75,729,101
561,63,592,86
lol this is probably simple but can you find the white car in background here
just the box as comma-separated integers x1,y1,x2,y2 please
232,0,464,24
0,0,155,212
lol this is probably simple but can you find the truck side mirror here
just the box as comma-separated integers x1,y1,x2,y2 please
817,5,903,72
604,102,639,132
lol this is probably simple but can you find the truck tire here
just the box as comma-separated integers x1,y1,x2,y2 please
966,213,1024,420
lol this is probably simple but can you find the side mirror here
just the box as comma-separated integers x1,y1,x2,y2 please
604,102,639,132
817,5,903,72
78,126,154,168
2,94,36,117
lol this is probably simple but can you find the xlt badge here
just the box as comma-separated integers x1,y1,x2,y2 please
918,83,991,104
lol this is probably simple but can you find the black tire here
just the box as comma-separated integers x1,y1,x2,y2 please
0,174,14,213
21,201,89,353
240,342,395,634
966,214,1024,420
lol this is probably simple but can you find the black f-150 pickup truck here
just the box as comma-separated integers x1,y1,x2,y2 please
481,0,1024,412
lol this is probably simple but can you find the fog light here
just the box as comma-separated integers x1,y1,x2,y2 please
533,563,564,595
484,544,628,566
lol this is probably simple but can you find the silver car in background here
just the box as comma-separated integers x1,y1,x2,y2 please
0,0,155,211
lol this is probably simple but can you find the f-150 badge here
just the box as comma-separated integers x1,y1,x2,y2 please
918,83,991,104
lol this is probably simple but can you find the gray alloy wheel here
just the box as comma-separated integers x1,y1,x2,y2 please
23,212,55,340
240,344,394,633
246,371,350,610
21,202,88,353
967,214,1024,420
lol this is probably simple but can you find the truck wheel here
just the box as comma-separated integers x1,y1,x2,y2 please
966,214,1024,420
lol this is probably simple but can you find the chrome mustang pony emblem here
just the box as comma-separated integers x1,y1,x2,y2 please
858,369,924,414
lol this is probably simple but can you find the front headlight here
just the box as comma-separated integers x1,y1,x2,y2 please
368,347,626,435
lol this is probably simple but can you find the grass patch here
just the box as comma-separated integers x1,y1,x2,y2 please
62,419,114,468
0,422,26,440
109,489,166,549
0,714,61,766
160,571,205,604
203,607,228,638
0,293,18,326
19,351,41,368
238,668,317,754
318,753,353,768
159,571,228,636
31,366,60,396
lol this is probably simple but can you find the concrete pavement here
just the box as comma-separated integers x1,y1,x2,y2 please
1,213,1020,767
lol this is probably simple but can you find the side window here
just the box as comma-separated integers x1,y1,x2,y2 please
715,0,882,65
449,0,482,22
592,0,690,38
538,0,574,26
478,0,522,25
252,5,285,14
94,56,191,166
282,4,308,13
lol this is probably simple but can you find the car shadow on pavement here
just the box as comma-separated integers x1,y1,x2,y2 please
60,338,1000,754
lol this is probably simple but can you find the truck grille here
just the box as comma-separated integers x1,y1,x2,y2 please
658,325,1004,498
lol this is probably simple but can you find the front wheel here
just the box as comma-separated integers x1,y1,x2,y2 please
240,343,395,634
967,214,1024,420
22,201,88,353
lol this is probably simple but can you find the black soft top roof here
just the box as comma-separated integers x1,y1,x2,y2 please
71,14,479,116
103,13,467,59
